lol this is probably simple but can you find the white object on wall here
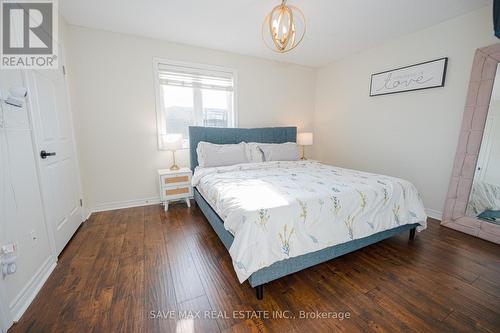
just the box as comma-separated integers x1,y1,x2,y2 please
0,244,17,277
0,86,28,108
369,58,447,96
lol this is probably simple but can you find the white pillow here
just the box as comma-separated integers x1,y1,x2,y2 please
258,142,300,162
196,141,248,168
246,142,265,163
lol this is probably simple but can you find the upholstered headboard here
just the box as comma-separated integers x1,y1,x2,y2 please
188,126,297,170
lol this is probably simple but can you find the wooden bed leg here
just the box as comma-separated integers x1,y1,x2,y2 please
409,227,416,240
256,285,263,300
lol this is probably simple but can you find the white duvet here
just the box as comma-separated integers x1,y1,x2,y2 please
192,161,427,283
466,181,500,216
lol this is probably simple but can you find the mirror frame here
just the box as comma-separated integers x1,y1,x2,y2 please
442,43,500,244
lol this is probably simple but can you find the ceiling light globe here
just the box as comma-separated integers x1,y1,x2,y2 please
262,1,306,53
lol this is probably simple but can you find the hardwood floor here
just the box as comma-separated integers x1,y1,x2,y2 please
9,202,500,333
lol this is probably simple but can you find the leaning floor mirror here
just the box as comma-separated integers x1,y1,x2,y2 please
442,43,500,244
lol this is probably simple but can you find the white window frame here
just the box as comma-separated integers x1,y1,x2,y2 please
153,58,238,150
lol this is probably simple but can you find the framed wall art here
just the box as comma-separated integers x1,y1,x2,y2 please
370,57,448,96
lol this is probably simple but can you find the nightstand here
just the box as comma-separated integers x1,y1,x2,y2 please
158,167,193,211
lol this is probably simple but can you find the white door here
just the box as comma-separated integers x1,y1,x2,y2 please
0,280,9,333
26,61,83,256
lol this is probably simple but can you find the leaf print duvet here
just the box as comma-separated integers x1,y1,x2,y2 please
192,161,427,283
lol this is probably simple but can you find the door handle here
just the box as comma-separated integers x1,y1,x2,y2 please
40,150,56,159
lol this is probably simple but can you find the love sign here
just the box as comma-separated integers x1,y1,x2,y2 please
370,58,448,96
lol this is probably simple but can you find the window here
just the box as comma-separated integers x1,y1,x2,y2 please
154,59,236,149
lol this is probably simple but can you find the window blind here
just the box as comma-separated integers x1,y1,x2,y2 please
157,63,234,91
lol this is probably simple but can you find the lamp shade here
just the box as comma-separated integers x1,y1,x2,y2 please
297,132,313,146
161,134,183,151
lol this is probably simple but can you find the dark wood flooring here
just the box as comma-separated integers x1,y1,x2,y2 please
8,202,500,333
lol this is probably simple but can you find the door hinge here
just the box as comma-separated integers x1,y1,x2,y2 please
62,65,66,75
79,199,83,207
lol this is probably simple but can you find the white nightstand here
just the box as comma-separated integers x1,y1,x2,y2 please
158,167,193,211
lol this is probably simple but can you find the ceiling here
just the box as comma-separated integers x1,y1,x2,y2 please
60,0,491,67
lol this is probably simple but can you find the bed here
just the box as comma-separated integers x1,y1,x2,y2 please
189,126,427,299
466,181,500,223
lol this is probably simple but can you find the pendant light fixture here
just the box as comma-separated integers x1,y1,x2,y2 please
262,0,306,53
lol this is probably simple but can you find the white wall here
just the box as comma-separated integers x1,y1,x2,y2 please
65,26,317,211
313,6,498,217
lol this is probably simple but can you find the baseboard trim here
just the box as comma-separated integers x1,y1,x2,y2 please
82,208,91,222
91,197,161,213
426,208,442,221
10,256,57,322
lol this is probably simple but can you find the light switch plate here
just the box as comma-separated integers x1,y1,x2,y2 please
1,243,16,254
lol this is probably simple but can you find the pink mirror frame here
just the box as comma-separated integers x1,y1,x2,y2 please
441,43,500,244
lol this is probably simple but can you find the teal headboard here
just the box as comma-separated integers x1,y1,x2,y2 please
188,126,297,170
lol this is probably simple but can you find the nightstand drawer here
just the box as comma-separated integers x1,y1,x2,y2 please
164,175,189,184
165,187,189,196
162,185,193,201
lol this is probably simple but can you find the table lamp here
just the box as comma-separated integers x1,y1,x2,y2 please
297,132,313,160
162,134,183,170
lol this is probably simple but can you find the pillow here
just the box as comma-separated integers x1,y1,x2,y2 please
196,141,248,168
258,142,300,161
246,142,265,163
